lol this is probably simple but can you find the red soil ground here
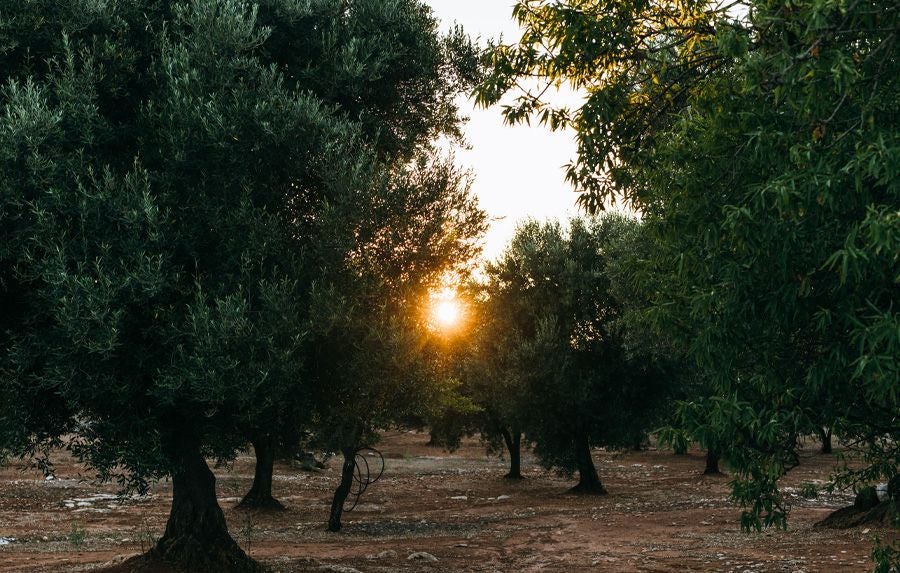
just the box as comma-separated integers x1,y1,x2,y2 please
0,431,894,572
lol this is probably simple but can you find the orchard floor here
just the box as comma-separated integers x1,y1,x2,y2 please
0,431,894,573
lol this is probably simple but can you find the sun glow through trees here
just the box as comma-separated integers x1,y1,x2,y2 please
429,288,464,333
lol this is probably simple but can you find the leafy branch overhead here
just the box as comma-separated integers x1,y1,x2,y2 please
475,0,898,540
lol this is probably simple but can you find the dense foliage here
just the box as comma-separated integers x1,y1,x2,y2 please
0,0,482,569
462,216,671,492
476,0,899,559
303,155,486,531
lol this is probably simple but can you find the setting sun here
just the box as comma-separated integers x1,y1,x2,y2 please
433,299,462,329
428,288,464,332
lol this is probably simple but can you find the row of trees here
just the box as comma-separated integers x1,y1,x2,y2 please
433,215,677,493
0,1,486,571
475,0,897,568
1,0,895,570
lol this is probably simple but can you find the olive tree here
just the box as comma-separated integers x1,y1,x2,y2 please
303,156,487,531
232,0,481,512
478,216,670,494
0,0,477,569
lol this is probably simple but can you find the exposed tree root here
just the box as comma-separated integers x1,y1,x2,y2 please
567,481,608,495
237,493,286,512
95,551,262,573
816,502,897,529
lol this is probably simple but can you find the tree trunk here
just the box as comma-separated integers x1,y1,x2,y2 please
818,427,833,454
501,428,523,480
327,446,357,532
239,436,284,510
569,434,607,495
632,433,647,451
153,448,258,572
704,448,722,475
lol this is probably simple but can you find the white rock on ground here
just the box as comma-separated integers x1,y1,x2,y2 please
408,552,439,562
366,550,398,560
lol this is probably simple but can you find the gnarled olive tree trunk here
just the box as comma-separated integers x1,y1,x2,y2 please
327,446,358,532
570,434,606,495
153,447,259,572
501,428,523,480
239,435,285,510
704,448,722,475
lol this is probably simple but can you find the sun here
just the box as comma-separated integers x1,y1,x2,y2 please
428,288,464,332
433,299,462,329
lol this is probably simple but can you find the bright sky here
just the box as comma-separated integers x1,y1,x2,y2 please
425,0,582,261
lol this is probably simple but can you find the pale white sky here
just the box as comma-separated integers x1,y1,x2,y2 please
425,0,582,261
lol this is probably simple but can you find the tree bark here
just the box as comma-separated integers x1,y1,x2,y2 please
327,446,357,532
632,433,647,451
501,428,523,480
818,427,833,454
704,448,722,475
569,434,607,495
239,435,284,510
153,447,258,572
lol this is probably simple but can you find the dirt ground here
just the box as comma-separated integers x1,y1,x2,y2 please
0,431,895,573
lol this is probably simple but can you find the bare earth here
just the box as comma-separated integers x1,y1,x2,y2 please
0,431,895,573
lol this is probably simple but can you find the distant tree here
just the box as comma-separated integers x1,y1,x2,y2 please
449,286,535,480
605,222,725,475
234,287,309,511
302,156,487,532
479,216,670,494
231,0,482,512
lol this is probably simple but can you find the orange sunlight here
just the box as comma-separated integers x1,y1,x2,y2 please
429,287,464,333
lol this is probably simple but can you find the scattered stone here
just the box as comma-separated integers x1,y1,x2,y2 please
0,537,14,545
450,496,468,501
319,566,362,573
408,551,439,562
496,495,511,501
367,550,398,560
